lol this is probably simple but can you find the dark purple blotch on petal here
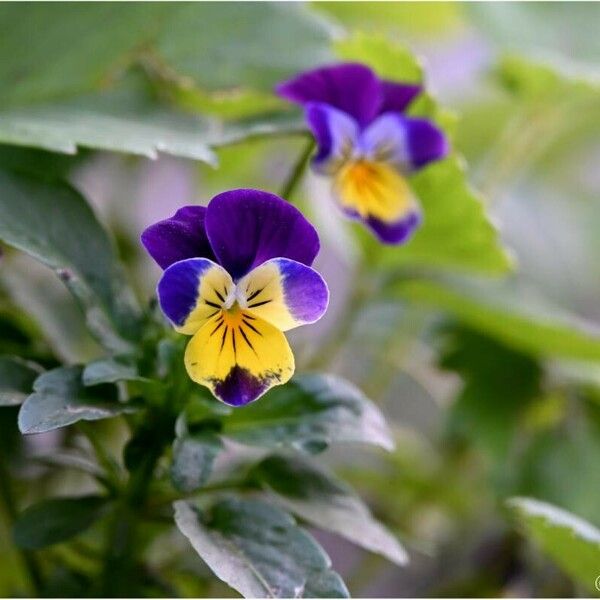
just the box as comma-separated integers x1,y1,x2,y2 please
141,206,216,270
205,189,320,281
213,366,268,406
276,63,382,127
366,211,422,245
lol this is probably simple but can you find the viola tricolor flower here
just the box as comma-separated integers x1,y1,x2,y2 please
277,63,449,244
141,189,329,406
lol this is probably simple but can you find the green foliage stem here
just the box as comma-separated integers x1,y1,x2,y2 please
0,455,43,595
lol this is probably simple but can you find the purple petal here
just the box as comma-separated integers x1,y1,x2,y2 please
238,258,329,331
379,81,422,114
157,258,232,333
276,63,382,127
277,258,329,326
205,189,320,280
360,114,448,171
306,102,358,175
365,211,422,245
141,206,216,270
403,118,449,169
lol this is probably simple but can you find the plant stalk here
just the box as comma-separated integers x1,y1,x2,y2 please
0,455,44,595
279,139,315,200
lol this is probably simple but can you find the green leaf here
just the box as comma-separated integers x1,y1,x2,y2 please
507,497,600,595
221,373,394,451
439,326,542,461
170,432,223,494
317,2,463,37
335,32,423,83
0,3,331,158
391,157,512,273
393,276,600,361
82,355,148,386
156,3,334,93
18,366,132,434
0,356,43,406
252,453,408,566
13,495,108,550
0,85,304,163
174,498,349,598
0,3,165,107
0,169,141,348
0,4,335,107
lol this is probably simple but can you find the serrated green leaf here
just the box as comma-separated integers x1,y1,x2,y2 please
393,276,600,361
170,432,223,494
366,156,512,274
0,169,141,348
0,88,304,163
18,366,132,434
13,495,108,550
507,497,600,595
253,453,408,566
221,373,394,451
0,356,43,406
174,498,349,598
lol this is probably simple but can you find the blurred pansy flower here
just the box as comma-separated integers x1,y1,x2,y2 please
141,189,329,406
277,63,448,244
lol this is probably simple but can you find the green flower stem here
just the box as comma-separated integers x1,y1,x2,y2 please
279,138,315,200
77,422,122,493
0,454,44,595
99,413,173,597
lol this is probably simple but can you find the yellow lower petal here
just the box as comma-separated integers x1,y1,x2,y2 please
184,307,294,405
334,160,415,223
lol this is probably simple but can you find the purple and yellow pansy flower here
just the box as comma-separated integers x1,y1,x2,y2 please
141,189,329,407
276,63,449,244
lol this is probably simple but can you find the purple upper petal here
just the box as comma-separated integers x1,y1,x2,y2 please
141,206,216,269
379,80,422,114
204,189,320,281
306,102,358,174
276,63,382,128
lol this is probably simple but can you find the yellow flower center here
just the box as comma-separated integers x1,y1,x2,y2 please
334,159,413,222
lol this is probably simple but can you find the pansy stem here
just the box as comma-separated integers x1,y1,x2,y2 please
279,139,315,200
0,454,44,595
99,410,174,597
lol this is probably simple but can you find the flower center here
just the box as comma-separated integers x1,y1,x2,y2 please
335,159,412,221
